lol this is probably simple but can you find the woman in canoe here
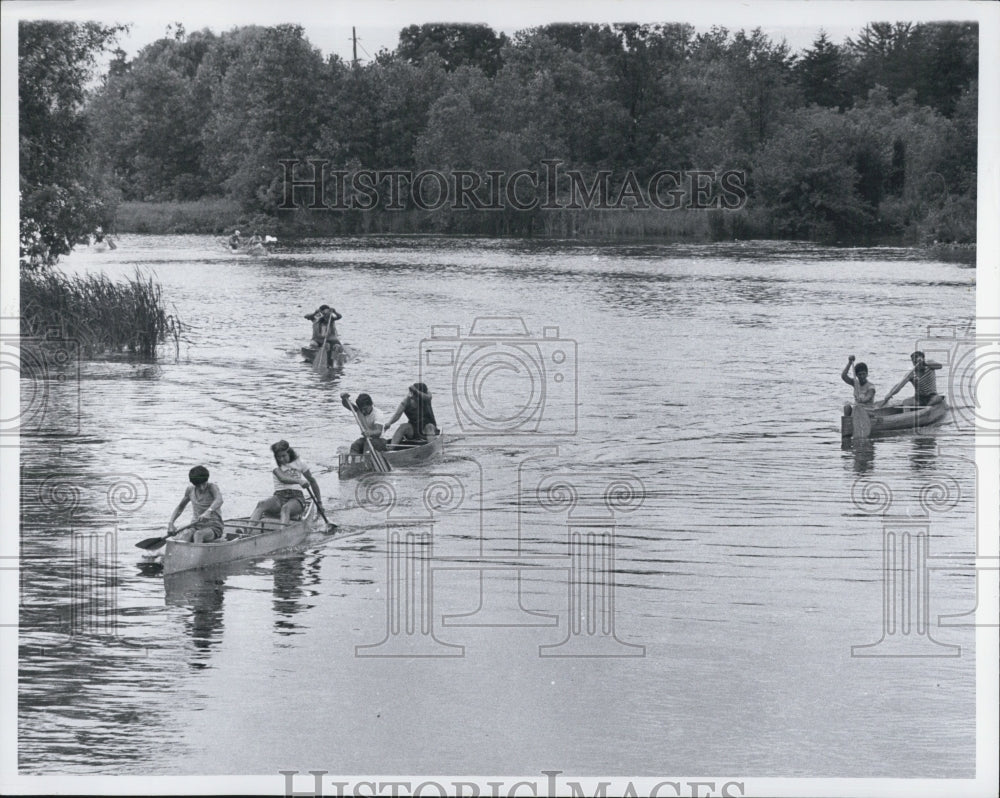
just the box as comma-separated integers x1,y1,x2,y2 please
167,466,225,543
249,440,324,524
306,304,343,348
385,382,438,445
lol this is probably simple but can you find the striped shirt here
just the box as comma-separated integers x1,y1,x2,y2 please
911,367,937,398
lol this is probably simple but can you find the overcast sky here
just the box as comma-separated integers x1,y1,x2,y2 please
7,0,984,67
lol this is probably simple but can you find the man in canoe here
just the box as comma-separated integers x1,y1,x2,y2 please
250,441,324,524
342,392,389,454
841,355,876,417
384,382,439,445
167,466,225,543
878,351,944,408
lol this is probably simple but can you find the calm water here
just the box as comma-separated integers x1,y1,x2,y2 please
18,236,979,777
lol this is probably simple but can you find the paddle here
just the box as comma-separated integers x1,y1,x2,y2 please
303,481,336,531
135,522,195,551
852,403,872,440
342,394,391,473
312,313,334,374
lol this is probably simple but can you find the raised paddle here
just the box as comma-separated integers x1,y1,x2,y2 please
342,393,392,473
135,522,195,551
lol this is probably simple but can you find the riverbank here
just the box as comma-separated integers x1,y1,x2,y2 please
112,200,977,249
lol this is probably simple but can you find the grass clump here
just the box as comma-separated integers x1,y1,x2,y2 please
21,268,182,359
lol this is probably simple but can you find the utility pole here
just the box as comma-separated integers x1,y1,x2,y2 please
352,27,358,69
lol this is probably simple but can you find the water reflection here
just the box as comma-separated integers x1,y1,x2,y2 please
844,437,876,473
909,436,941,473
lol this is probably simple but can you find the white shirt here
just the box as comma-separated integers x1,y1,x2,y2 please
357,407,385,436
273,458,310,492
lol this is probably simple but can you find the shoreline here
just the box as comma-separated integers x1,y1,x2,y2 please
110,200,978,256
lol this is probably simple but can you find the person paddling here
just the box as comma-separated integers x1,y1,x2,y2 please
167,466,225,543
841,356,876,418
306,304,343,347
384,382,438,445
249,440,323,525
878,351,943,408
228,229,242,250
342,392,389,454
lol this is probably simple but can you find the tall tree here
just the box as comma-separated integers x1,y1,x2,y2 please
397,24,507,77
797,30,848,109
19,21,126,268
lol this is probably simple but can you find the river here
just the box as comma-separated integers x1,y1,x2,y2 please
16,235,980,779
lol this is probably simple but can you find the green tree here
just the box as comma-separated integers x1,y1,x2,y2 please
19,21,126,268
796,30,849,109
397,24,507,77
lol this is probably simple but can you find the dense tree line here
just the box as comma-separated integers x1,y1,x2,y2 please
24,20,979,257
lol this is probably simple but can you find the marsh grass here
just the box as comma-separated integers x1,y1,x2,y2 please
21,268,183,359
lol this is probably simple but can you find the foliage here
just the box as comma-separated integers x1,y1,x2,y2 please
19,21,127,269
79,20,978,243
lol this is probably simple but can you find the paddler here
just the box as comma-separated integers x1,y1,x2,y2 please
249,440,324,524
878,351,943,407
342,392,389,454
384,382,439,445
167,465,225,543
841,355,876,417
306,304,343,348
228,229,241,250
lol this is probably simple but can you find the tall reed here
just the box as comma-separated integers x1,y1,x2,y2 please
21,269,182,359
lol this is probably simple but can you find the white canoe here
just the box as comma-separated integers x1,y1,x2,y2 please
162,502,322,574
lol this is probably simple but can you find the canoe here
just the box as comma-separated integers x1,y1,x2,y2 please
841,400,949,438
302,343,346,368
338,432,444,480
161,502,322,574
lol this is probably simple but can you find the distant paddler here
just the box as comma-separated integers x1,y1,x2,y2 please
306,304,343,347
878,351,944,408
228,229,242,251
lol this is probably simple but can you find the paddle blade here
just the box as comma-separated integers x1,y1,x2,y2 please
135,536,168,550
312,343,329,373
852,404,872,439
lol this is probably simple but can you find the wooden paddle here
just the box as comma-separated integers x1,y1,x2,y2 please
312,313,334,374
303,481,336,531
343,394,391,473
852,403,872,440
135,522,195,551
